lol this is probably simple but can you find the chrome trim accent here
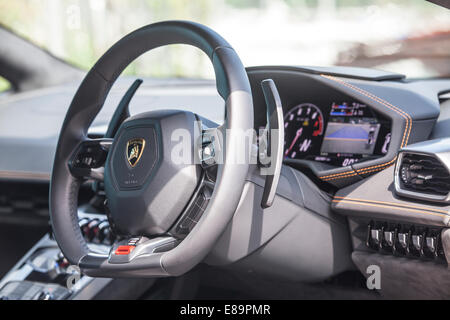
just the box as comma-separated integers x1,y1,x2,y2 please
99,138,114,151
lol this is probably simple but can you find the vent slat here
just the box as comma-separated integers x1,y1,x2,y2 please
399,153,450,197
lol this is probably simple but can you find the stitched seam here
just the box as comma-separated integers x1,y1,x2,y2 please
355,157,397,173
318,75,412,180
69,179,89,254
332,199,448,219
319,76,409,179
320,167,359,181
321,159,396,181
325,75,412,147
333,196,450,215
321,160,394,181
319,84,409,178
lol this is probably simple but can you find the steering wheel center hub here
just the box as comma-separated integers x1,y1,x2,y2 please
104,110,201,236
110,122,159,190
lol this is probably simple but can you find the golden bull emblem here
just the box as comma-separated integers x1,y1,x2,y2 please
126,138,145,167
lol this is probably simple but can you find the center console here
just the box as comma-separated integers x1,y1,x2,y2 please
0,206,154,300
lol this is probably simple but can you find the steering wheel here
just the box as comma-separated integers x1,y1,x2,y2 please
49,21,253,277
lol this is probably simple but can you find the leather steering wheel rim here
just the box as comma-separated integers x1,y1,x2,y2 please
49,20,253,277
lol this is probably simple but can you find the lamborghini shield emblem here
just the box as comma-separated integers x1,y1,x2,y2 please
126,138,145,167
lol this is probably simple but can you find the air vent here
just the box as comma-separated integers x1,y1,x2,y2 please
395,152,450,202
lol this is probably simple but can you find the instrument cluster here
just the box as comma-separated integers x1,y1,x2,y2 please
283,101,391,167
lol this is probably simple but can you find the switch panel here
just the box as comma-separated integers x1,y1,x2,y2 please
366,220,445,262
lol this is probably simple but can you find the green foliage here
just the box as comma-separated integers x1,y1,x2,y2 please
0,0,216,78
0,0,447,79
0,77,11,92
226,0,262,8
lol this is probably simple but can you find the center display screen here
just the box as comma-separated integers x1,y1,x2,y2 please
283,100,391,167
320,102,380,155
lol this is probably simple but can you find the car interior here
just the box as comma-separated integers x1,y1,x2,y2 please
0,14,450,301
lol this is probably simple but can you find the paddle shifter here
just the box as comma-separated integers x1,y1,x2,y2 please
259,79,284,208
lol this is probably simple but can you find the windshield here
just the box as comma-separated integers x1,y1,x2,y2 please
0,0,449,79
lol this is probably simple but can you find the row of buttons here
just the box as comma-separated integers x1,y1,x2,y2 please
114,237,142,255
71,141,108,170
79,217,115,245
366,221,445,261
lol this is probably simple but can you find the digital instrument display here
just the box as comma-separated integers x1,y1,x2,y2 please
320,103,380,155
283,101,391,167
284,103,324,159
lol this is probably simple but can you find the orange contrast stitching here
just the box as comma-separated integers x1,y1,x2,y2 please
318,75,412,181
332,199,449,219
322,157,397,181
333,196,450,215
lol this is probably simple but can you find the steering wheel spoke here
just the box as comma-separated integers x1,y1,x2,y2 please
108,236,179,264
170,172,215,237
68,138,113,181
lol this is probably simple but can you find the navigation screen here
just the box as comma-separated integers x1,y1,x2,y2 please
320,102,381,155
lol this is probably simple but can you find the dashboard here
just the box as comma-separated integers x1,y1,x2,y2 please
0,62,450,299
247,66,448,189
283,101,391,167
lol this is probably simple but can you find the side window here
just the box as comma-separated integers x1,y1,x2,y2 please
0,76,11,93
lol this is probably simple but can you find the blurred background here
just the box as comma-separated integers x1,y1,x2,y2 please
0,0,449,93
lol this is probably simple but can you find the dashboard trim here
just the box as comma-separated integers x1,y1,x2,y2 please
318,75,412,181
248,65,444,189
332,166,450,227
247,66,418,188
246,65,406,81
333,196,450,219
